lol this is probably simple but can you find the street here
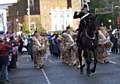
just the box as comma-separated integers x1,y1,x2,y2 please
9,52,120,84
0,0,120,84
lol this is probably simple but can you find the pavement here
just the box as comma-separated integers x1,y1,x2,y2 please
9,52,120,84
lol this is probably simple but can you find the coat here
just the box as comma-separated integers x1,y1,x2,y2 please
73,11,91,45
0,43,11,65
73,11,91,33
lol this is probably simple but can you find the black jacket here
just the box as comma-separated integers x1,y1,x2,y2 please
73,11,91,33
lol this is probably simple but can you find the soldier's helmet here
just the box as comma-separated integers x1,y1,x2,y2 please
81,4,89,13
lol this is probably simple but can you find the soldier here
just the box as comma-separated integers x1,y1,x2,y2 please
62,26,75,65
97,23,110,64
73,4,90,47
73,4,90,68
32,31,44,69
70,31,78,66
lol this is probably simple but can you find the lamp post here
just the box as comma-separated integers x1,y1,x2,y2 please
112,2,119,27
44,6,47,29
16,18,19,32
27,0,31,32
108,19,112,31
112,2,115,26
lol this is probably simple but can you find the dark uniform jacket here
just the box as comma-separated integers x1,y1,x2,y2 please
73,11,91,33
73,11,91,46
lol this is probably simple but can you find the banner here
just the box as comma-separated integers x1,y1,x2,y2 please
95,7,112,14
51,8,73,31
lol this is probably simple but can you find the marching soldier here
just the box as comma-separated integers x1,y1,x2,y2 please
62,26,75,65
32,31,44,69
97,23,111,63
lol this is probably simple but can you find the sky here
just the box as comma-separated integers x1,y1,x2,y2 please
0,0,18,33
0,0,18,9
0,0,17,5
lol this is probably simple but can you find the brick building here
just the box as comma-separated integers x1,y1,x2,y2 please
7,0,81,33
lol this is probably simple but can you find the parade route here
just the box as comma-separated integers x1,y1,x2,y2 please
9,53,120,84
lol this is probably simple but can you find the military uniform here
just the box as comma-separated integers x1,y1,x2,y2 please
32,36,44,69
62,32,74,65
97,26,110,63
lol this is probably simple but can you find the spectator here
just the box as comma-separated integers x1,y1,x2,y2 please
27,35,33,60
9,36,18,69
0,39,11,83
18,36,24,54
110,31,118,53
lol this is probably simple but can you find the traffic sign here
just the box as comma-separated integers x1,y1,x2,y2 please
95,7,112,14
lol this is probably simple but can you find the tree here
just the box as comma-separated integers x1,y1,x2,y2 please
36,24,47,34
89,0,119,28
21,22,31,34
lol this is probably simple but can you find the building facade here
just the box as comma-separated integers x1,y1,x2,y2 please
7,0,81,33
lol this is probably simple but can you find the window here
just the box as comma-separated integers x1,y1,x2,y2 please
67,0,72,8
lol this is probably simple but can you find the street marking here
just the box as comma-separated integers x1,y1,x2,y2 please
109,60,117,64
48,59,63,64
54,60,63,63
42,69,52,84
48,59,55,63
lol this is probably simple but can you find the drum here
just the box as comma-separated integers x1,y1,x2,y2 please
104,41,113,49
